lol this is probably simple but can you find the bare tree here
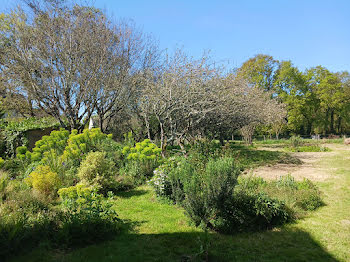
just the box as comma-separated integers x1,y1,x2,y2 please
2,1,156,131
139,49,219,154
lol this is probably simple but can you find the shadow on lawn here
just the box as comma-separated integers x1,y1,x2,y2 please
115,189,149,198
230,145,302,169
16,228,339,262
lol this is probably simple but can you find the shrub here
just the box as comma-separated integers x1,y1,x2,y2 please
0,171,9,202
182,157,241,231
148,156,194,202
227,191,291,232
123,139,162,161
149,157,294,233
62,128,113,165
188,138,221,161
0,157,4,169
77,151,117,193
122,139,162,183
290,135,303,148
25,165,61,197
0,183,121,259
57,184,120,246
240,174,324,214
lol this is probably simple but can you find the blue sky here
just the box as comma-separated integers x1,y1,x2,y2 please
1,0,349,72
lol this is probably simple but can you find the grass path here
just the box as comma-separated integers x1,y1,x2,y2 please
10,145,350,262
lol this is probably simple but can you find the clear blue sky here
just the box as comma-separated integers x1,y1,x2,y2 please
2,0,349,72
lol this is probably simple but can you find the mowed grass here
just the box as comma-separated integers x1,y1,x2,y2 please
9,145,350,262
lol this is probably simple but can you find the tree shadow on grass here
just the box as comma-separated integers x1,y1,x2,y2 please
19,227,338,262
114,189,149,198
230,145,302,169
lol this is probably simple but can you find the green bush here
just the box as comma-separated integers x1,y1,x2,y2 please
25,165,61,197
1,117,59,157
239,174,324,214
0,157,4,169
122,139,162,184
77,151,118,193
57,184,120,246
290,135,303,148
0,183,121,259
148,156,194,202
188,139,221,161
62,128,113,165
149,157,294,233
182,157,240,230
227,191,291,232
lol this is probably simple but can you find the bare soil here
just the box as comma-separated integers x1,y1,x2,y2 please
248,145,345,182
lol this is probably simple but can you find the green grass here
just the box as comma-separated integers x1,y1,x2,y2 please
284,145,331,152
8,145,350,262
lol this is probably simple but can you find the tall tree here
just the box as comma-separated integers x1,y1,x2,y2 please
1,1,154,131
237,54,279,92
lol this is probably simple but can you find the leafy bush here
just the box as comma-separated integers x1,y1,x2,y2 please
150,156,291,233
25,165,61,197
148,156,194,202
77,151,118,193
122,139,162,184
227,191,291,232
188,139,221,161
0,183,121,259
182,157,240,230
62,128,113,165
290,135,303,148
0,157,4,169
238,174,323,213
275,175,323,211
31,129,70,163
0,210,56,259
123,139,162,161
58,184,120,246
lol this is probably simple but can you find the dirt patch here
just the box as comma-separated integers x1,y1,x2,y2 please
248,151,336,182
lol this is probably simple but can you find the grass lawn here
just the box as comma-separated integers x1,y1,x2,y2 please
8,145,350,262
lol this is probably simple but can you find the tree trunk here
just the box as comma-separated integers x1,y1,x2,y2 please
337,116,342,134
145,117,151,140
330,110,335,134
159,121,166,157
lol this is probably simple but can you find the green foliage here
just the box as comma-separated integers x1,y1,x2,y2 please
58,184,120,246
148,156,193,202
0,117,59,157
77,151,117,193
150,156,291,233
285,145,330,152
25,165,61,197
0,184,120,259
0,117,60,132
0,157,4,168
182,157,240,231
290,135,303,148
121,139,162,184
12,128,117,179
237,54,279,91
123,139,162,161
31,128,70,162
238,174,323,214
62,128,113,165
